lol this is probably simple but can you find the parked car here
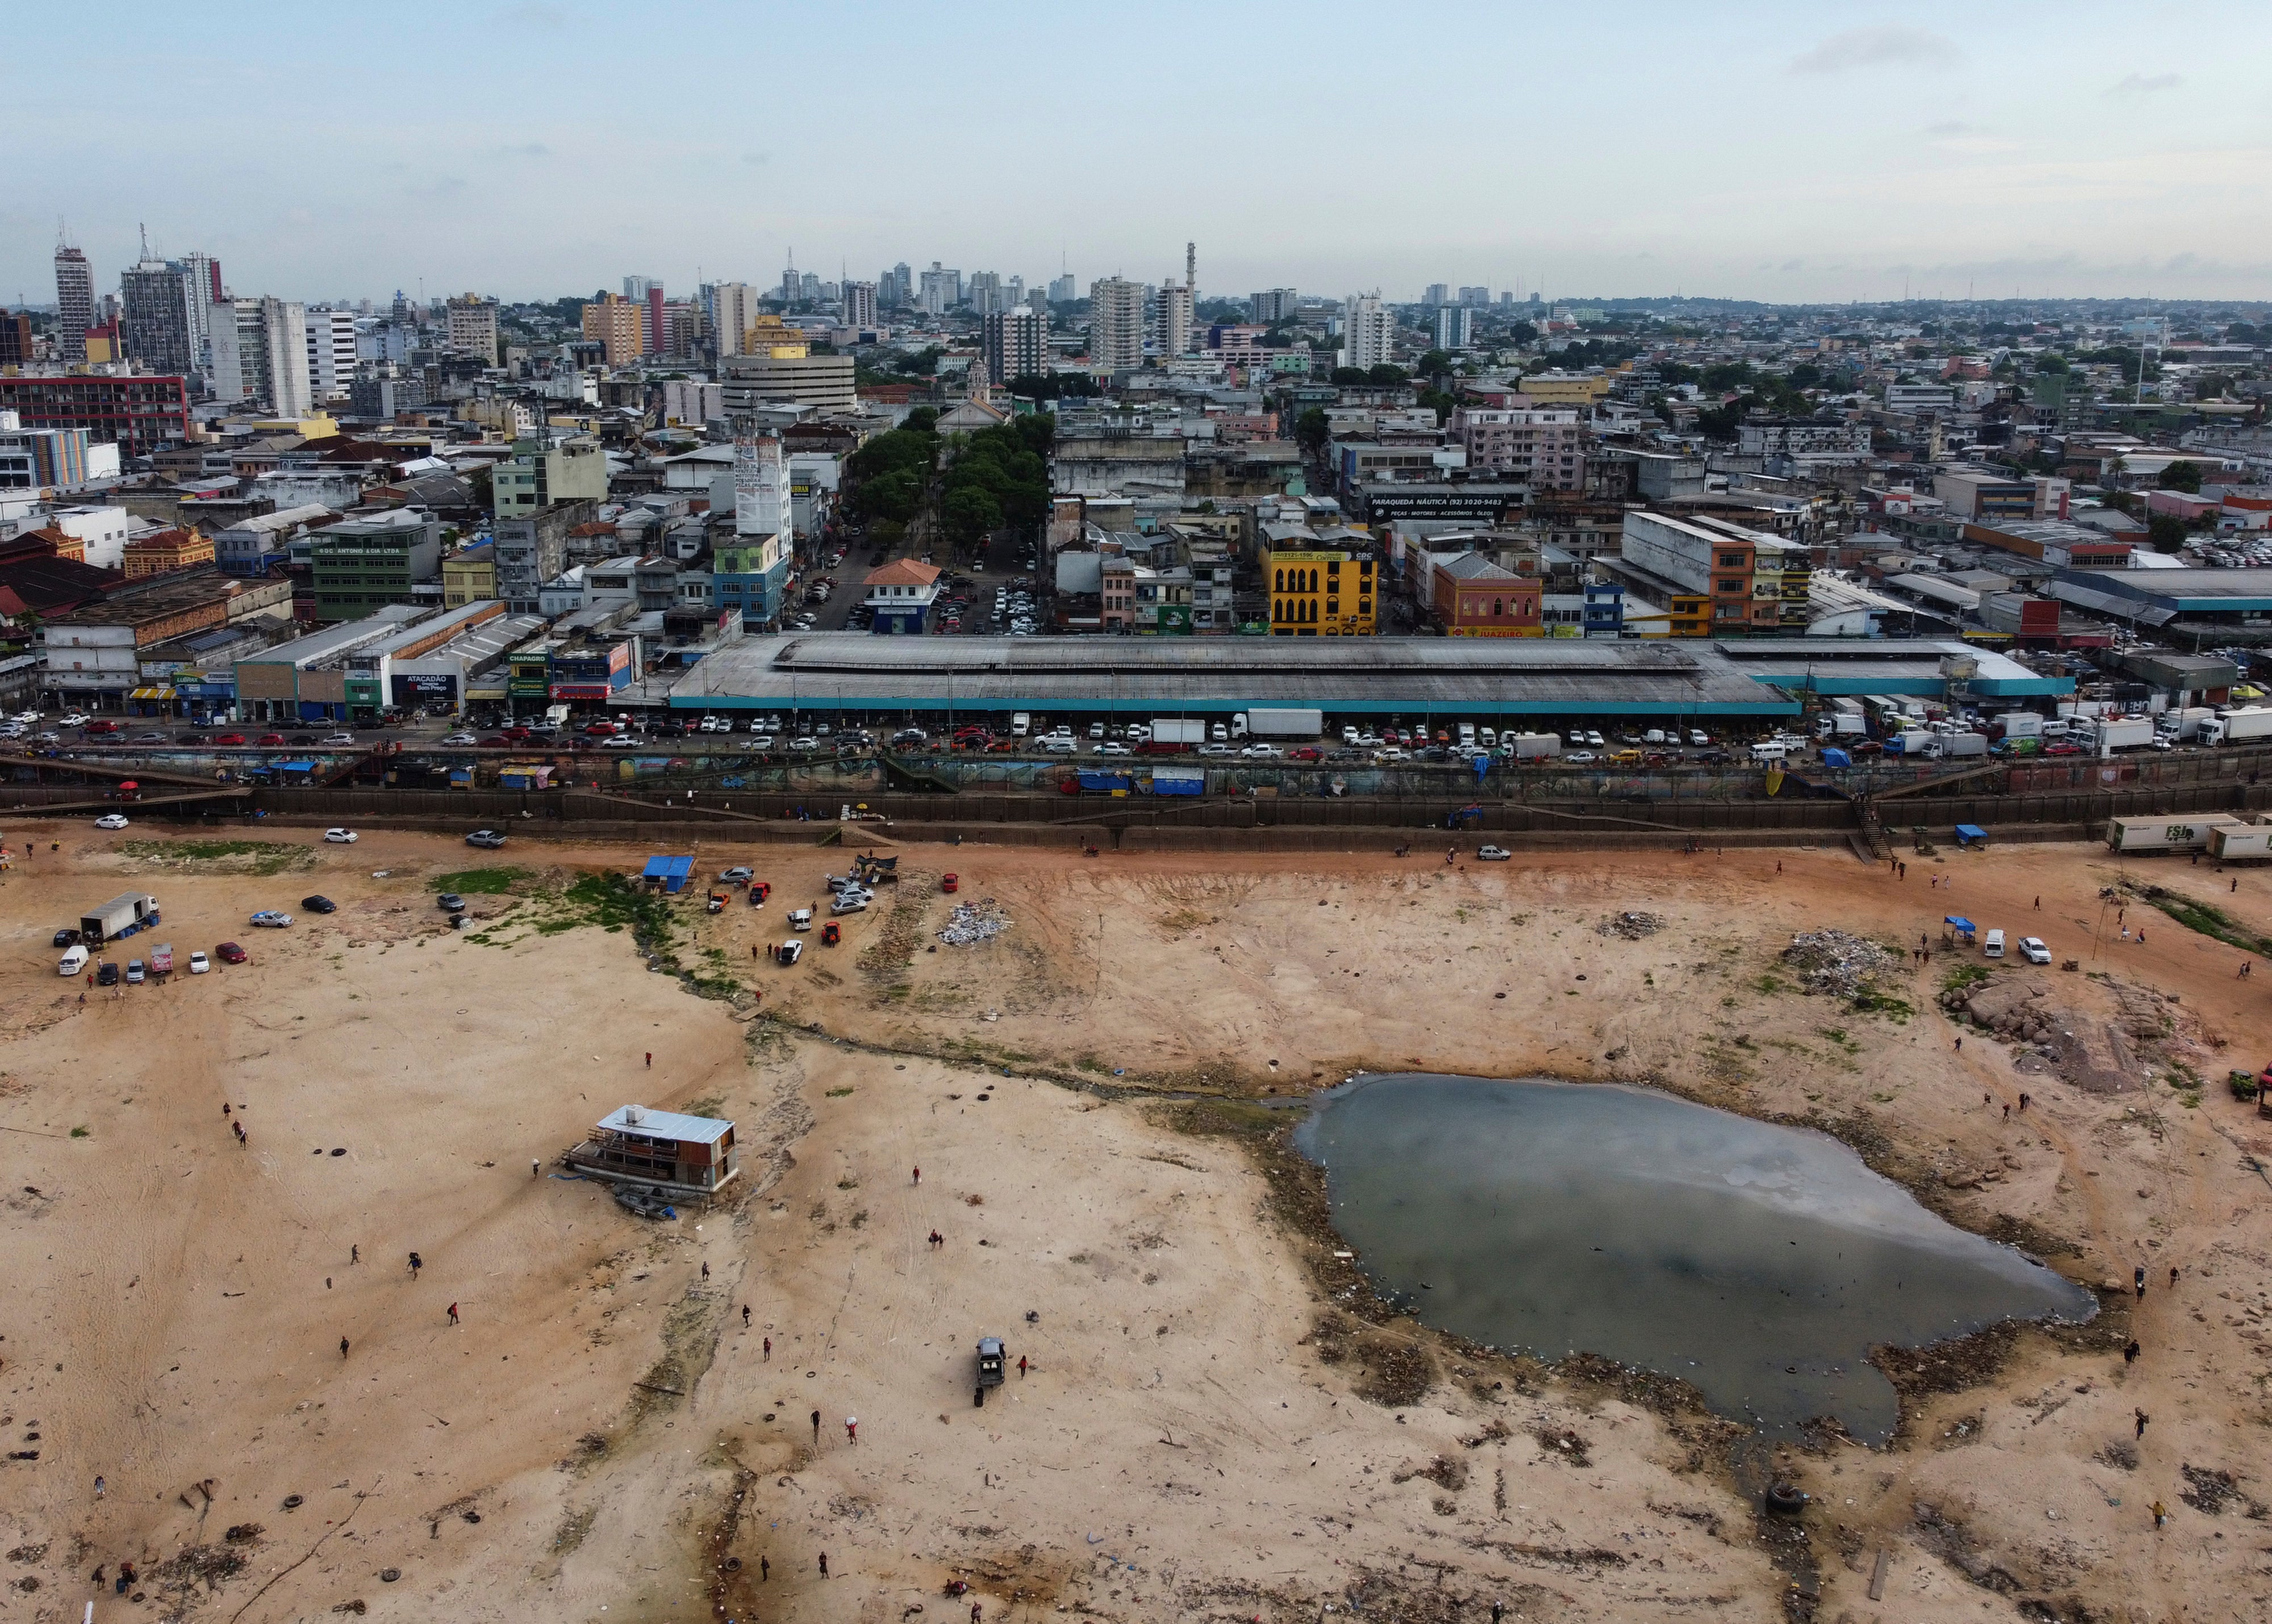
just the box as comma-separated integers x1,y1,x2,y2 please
94,813,130,830
1477,845,1513,861
302,895,337,914
53,927,81,947
59,712,90,726
1097,741,1133,756
323,828,358,843
257,733,287,746
2019,936,2053,965
320,733,356,747
442,732,479,746
465,830,508,849
776,939,803,966
187,950,210,974
719,865,754,885
215,941,247,965
133,731,168,743
126,960,146,985
437,893,466,914
215,733,247,746
249,910,293,928
57,945,89,976
97,961,120,986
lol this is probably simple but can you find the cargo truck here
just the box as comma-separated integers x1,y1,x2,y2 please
1508,733,1562,760
1816,711,1866,738
1887,730,1934,756
81,892,160,947
2208,820,2272,860
2104,814,2248,853
1243,708,1324,740
2154,706,2215,743
2200,706,2272,746
2081,717,2157,752
1989,712,2042,742
1926,732,1989,760
1145,718,1207,751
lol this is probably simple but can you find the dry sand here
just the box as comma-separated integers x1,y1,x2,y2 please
0,825,2266,1623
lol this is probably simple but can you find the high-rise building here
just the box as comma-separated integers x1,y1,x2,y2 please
918,263,962,315
1457,286,1490,307
1047,272,1076,304
842,281,878,330
711,282,759,357
1251,288,1298,323
982,307,1044,386
0,312,32,369
1423,283,1450,307
1156,282,1193,358
967,272,1004,316
624,276,653,302
581,294,642,366
214,297,311,417
1434,306,1473,351
120,260,205,378
304,308,359,401
445,294,499,359
645,282,665,355
798,271,820,304
1088,278,1147,372
1341,294,1392,371
54,245,93,364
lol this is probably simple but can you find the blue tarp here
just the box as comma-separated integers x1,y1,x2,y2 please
1822,747,1852,768
1954,823,1988,846
642,855,695,892
1945,915,1976,933
1150,767,1204,797
1076,771,1134,793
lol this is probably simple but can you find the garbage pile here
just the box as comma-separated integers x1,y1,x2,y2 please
938,899,1010,947
1598,911,1665,940
1781,929,1901,997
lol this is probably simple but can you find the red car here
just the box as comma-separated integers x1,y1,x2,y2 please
2045,741,2085,756
502,726,532,742
479,736,510,748
257,733,286,746
215,733,247,746
215,941,248,965
1289,746,1323,762
583,721,620,736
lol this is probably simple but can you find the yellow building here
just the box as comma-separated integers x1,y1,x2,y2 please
1266,545,1377,635
120,527,216,579
1513,371,1613,405
442,543,498,609
582,294,644,366
739,313,810,358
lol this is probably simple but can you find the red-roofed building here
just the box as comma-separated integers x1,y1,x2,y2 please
862,558,942,634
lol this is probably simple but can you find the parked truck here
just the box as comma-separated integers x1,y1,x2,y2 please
1887,729,1934,756
2105,814,2248,854
2081,716,2157,752
1926,732,1989,760
81,892,160,946
2155,706,2216,743
1989,712,2042,742
1145,718,1206,751
1243,708,1325,740
2208,819,2272,860
1508,733,1562,760
2201,705,2272,746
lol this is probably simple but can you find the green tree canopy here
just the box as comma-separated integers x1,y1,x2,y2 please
2157,461,2203,493
1296,407,1331,454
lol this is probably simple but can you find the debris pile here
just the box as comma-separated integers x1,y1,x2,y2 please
1598,911,1665,940
937,900,1010,948
1781,930,1900,997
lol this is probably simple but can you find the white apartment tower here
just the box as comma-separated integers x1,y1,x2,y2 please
1088,277,1147,372
214,297,310,416
1341,293,1392,371
53,244,94,363
982,307,1043,386
842,281,878,330
711,282,759,357
304,307,359,401
1156,282,1193,358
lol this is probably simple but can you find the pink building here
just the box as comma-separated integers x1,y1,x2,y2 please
1452,407,1586,492
645,282,665,355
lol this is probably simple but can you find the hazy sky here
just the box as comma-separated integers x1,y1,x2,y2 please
9,1,2269,308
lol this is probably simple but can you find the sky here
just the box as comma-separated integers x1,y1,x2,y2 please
8,1,2270,310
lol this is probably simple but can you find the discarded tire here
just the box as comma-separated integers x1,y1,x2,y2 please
282,1495,303,1510
1764,1483,1806,1517
379,1568,400,1583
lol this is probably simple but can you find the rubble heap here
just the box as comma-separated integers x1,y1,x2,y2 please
1598,911,1665,940
937,899,1010,948
1781,929,1901,997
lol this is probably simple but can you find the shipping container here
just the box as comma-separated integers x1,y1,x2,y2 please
2105,815,2248,853
1244,708,1325,740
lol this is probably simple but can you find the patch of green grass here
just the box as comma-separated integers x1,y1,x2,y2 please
1850,984,1914,1023
428,867,524,895
1941,962,1993,996
2142,889,2272,957
69,1125,89,1139
1753,973,1787,995
120,839,312,876
826,1086,854,1098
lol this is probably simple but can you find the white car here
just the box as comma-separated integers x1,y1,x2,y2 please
1585,731,1605,748
249,910,293,928
94,813,130,830
1477,845,1513,861
1241,744,1280,759
602,736,639,748
187,950,210,974
747,734,775,749
442,732,478,746
321,733,356,747
323,828,358,844
1565,751,1598,764
789,736,819,751
60,713,90,727
2019,936,2053,965
1097,741,1133,756
1688,730,1710,746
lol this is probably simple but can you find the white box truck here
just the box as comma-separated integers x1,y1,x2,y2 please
81,892,160,947
1990,712,2042,742
1888,729,1934,756
1927,733,1989,760
2208,821,2272,860
2104,815,2247,853
2083,717,2157,752
1146,719,1207,751
1509,733,1561,760
2155,706,2215,742
1244,708,1325,740
2202,706,2272,746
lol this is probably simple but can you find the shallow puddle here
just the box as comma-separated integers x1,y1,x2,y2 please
1296,1073,2094,1441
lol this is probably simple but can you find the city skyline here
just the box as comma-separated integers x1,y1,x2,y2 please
7,2,2270,308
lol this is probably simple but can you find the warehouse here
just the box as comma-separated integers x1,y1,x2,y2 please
666,634,1807,722
2045,566,2272,644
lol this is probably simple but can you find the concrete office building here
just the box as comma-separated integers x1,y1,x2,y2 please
719,351,857,413
581,294,643,366
0,374,190,458
841,280,877,330
494,498,599,613
1251,288,1298,323
1088,278,1147,372
710,282,759,357
445,295,499,359
982,307,1044,387
306,509,442,622
918,263,962,315
1341,294,1392,370
1434,306,1473,351
215,298,310,417
120,259,208,378
54,245,94,363
1156,282,1193,358
304,307,359,403
492,434,608,521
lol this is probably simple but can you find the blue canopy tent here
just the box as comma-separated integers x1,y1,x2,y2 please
641,855,695,893
1944,915,1976,944
1954,823,1988,848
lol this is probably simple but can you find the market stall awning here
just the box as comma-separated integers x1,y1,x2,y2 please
128,687,175,700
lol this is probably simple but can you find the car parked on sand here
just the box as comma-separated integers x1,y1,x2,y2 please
215,941,247,965
94,813,130,830
2019,936,2052,965
1477,845,1512,861
465,830,508,849
323,828,357,843
437,893,466,914
249,910,293,928
187,950,210,974
302,895,337,914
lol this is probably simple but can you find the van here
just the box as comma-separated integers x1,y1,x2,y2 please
1010,712,1031,738
57,945,89,976
1457,724,1477,750
1984,928,2006,959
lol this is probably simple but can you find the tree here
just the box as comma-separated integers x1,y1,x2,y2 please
893,345,945,377
1296,407,1331,455
1414,349,1454,380
1365,363,1408,387
1330,366,1371,386
2033,352,2068,374
939,485,1001,551
846,429,935,482
2157,461,2203,493
901,406,939,436
1416,387,1457,425
468,466,493,512
1505,321,1538,346
857,468,923,524
2146,513,2190,551
1788,362,1822,391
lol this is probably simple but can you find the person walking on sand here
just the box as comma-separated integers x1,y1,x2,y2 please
1954,1036,1962,1052
811,1409,821,1444
913,1166,921,1186
972,1602,983,1624
532,1158,540,1178
2135,1408,2149,1439
2169,1264,2179,1289
409,1251,422,1279
741,1304,750,1328
2152,1500,2167,1529
351,1244,358,1265
759,1556,768,1583
2033,896,2040,910
818,1552,828,1577
645,1052,651,1068
2125,1340,2141,1365
701,1261,709,1279
2134,1265,2146,1300
763,1336,771,1361
2018,1092,2030,1111
1018,1354,1028,1379
845,1416,857,1444
340,1336,350,1358
448,1301,460,1325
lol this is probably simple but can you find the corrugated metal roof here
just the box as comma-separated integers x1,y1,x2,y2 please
596,1104,732,1145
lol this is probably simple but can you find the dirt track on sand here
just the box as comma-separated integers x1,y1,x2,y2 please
0,826,2266,1622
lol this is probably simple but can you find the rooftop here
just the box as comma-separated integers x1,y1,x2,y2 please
596,1104,733,1146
